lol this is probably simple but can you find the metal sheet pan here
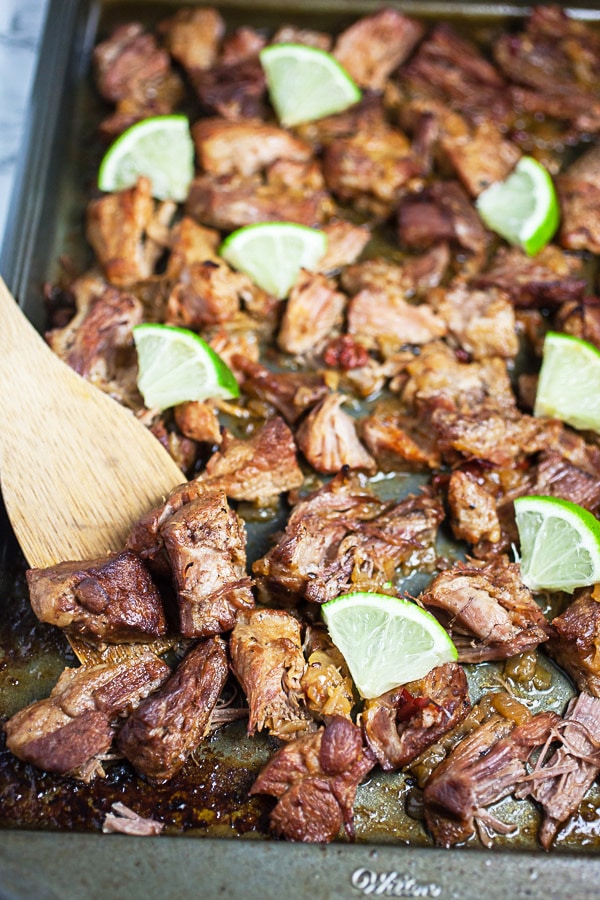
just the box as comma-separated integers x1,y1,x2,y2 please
4,1,600,896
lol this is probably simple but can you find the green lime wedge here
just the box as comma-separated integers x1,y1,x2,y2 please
219,222,327,299
475,156,560,256
321,591,457,699
534,331,600,433
98,115,195,202
259,43,361,128
514,495,600,593
133,323,239,411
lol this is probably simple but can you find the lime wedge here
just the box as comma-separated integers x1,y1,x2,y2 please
534,331,600,433
514,495,600,593
219,222,327,299
98,115,195,202
321,592,457,699
259,43,361,127
133,323,239,411
475,156,560,256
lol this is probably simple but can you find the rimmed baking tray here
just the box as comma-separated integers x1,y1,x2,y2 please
4,1,600,897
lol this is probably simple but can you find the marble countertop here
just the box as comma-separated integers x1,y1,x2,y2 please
0,0,50,254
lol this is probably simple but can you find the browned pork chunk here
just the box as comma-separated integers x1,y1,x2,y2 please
360,409,442,472
254,470,444,606
323,128,422,216
193,118,312,178
161,488,254,638
517,693,600,849
165,258,250,329
300,625,354,721
548,589,600,697
235,357,328,425
347,289,447,349
558,145,600,254
475,245,586,308
494,6,600,136
341,246,450,299
118,637,229,781
318,221,371,272
362,663,470,771
4,655,170,781
555,296,600,351
397,181,487,267
158,7,224,74
441,121,521,197
93,23,183,137
26,550,167,646
423,710,560,847
230,607,314,740
250,717,375,842
420,557,550,663
198,416,304,505
447,469,501,546
174,400,222,446
431,283,518,359
87,177,176,287
333,9,424,91
46,285,142,390
296,393,376,475
278,270,346,355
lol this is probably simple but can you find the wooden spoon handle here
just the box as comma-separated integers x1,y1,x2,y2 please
0,277,184,567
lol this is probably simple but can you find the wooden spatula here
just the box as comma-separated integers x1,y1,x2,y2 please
0,276,184,570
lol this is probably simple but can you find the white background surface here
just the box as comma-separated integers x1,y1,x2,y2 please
0,0,50,250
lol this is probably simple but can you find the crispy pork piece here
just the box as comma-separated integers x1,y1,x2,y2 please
548,589,600,697
272,26,332,51
420,557,551,663
193,118,312,178
4,655,170,780
323,127,422,216
165,259,248,328
317,221,371,272
223,26,268,62
194,58,266,120
295,92,387,147
253,470,444,606
158,7,224,74
333,9,424,91
230,607,314,740
296,393,376,475
235,357,328,425
174,400,222,446
300,625,354,721
430,404,561,468
46,285,142,389
26,550,167,646
517,693,600,849
400,342,516,415
250,716,375,842
441,121,521,197
532,450,600,515
166,216,220,277
555,297,600,351
397,181,487,266
87,177,176,287
558,145,600,254
362,663,470,771
475,245,586,308
423,710,560,847
447,469,501,546
431,283,518,359
92,23,183,136
347,289,447,349
341,246,450,299
118,637,229,781
197,417,304,505
403,23,511,127
494,6,600,135
360,409,442,471
161,488,254,638
278,270,347,355
186,164,331,230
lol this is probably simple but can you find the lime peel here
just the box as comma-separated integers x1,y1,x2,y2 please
321,591,457,699
98,115,195,202
514,495,600,593
133,323,239,411
534,331,600,433
220,222,327,299
475,156,560,256
260,43,361,128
